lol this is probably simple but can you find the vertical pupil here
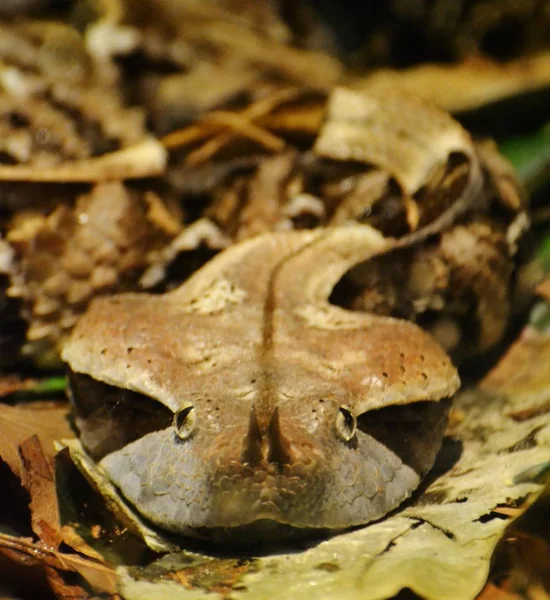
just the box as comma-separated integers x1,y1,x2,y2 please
341,408,354,430
176,406,193,429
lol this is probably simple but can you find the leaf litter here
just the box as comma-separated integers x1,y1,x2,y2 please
0,2,549,598
0,400,119,596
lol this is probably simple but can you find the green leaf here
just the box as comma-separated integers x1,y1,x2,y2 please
28,376,67,394
498,123,550,192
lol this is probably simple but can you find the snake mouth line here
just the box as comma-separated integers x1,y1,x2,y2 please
189,519,337,545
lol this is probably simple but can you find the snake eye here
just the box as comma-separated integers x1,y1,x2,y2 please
173,405,196,440
336,406,356,442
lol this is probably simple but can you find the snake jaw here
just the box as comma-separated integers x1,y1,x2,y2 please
97,397,450,539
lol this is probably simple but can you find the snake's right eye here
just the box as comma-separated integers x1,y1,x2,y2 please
174,405,196,440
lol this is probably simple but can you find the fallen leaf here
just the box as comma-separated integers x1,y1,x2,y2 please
0,139,166,182
0,402,73,480
314,85,478,196
537,279,550,300
0,401,126,591
0,375,34,397
356,53,550,115
19,435,60,547
0,532,117,596
476,583,522,600
481,327,550,417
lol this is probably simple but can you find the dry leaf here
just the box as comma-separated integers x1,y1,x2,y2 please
314,86,479,195
0,139,166,182
481,327,550,416
357,53,550,114
0,532,117,596
0,404,118,596
19,435,61,547
0,375,34,397
0,402,73,480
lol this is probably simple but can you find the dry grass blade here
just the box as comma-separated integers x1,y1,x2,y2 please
161,88,308,153
185,111,286,166
0,139,167,182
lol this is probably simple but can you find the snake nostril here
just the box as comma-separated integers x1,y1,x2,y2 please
242,405,263,466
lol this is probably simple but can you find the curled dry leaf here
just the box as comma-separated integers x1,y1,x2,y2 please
314,85,480,196
317,87,526,360
0,404,67,544
18,435,61,547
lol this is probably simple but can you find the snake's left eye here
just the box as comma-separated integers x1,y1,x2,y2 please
173,405,196,440
336,406,356,442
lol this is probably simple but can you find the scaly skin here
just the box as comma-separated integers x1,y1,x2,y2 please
63,226,460,539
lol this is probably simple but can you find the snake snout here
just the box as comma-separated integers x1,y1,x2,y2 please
242,405,296,468
206,405,328,527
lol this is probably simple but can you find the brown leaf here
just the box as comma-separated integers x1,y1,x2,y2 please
19,435,61,547
237,151,297,240
536,279,550,301
0,402,73,481
477,582,523,600
0,139,166,182
314,86,478,195
0,375,35,397
58,525,106,563
0,402,125,571
0,532,117,596
481,328,550,420
357,52,550,114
